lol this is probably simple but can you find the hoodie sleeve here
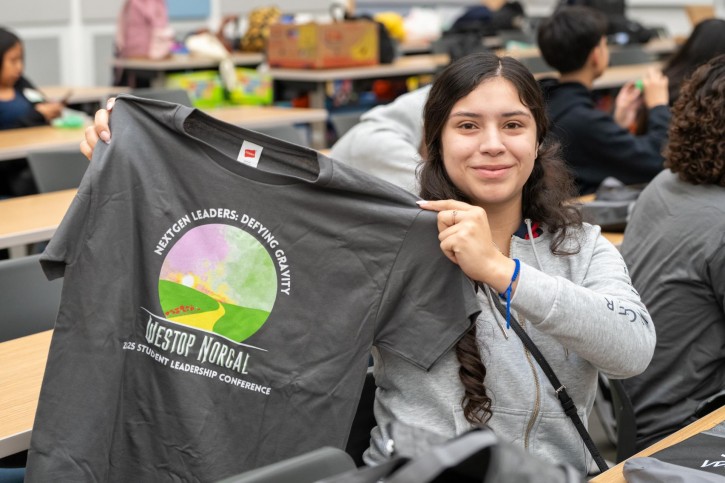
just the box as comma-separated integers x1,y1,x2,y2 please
330,86,430,194
511,228,656,378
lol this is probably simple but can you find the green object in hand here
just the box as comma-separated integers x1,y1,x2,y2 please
51,115,85,129
635,79,644,91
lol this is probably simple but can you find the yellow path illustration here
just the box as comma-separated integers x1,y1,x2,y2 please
171,301,225,331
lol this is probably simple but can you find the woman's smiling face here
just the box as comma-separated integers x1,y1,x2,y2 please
441,76,538,211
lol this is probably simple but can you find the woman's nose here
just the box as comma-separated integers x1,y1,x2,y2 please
478,127,506,156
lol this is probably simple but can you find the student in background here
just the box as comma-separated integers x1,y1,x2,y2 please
536,6,670,195
0,27,63,130
0,27,63,197
81,52,655,476
620,54,725,452
330,85,430,194
662,18,725,105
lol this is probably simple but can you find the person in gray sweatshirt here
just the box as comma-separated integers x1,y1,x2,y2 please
82,53,655,477
357,52,655,475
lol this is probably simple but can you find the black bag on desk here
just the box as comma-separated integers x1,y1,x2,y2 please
319,424,584,482
343,13,396,64
579,177,646,232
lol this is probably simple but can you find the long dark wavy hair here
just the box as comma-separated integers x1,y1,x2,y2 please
664,54,725,186
419,51,582,425
663,19,725,105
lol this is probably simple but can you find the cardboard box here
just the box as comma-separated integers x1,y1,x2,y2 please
267,21,379,69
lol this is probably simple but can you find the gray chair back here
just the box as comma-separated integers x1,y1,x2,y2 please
27,149,89,193
0,254,61,342
330,112,361,141
609,47,656,66
131,88,193,107
217,446,355,483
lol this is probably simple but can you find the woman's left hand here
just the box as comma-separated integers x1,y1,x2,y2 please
417,199,515,293
35,101,64,122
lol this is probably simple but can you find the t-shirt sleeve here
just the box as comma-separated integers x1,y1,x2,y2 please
374,210,480,371
39,162,94,280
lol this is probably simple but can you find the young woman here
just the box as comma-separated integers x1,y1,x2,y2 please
0,26,64,197
80,52,655,475
367,51,655,474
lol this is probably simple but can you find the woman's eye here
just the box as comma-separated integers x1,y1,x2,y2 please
504,121,523,129
459,122,477,130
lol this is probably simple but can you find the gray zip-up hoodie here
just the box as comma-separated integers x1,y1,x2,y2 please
366,222,656,474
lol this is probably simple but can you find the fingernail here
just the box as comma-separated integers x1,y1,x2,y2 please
100,131,111,144
416,200,428,206
106,98,115,110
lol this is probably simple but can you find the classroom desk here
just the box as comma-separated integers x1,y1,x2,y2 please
499,37,678,61
112,52,265,87
534,62,664,90
205,105,328,130
591,405,725,482
40,85,131,105
0,330,52,459
0,189,76,251
0,125,88,162
268,53,449,147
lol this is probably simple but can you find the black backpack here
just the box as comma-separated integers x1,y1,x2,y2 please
320,424,584,483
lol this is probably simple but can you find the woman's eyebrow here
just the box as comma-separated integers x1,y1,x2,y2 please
501,110,532,118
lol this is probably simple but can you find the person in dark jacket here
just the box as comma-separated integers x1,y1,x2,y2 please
536,6,670,194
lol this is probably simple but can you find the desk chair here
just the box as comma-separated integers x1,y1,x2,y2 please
217,447,355,483
27,149,89,193
609,47,656,67
0,254,61,342
609,377,638,462
131,88,193,107
330,112,361,141
518,56,553,74
345,368,377,467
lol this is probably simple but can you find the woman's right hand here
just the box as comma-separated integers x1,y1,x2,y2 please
80,97,115,160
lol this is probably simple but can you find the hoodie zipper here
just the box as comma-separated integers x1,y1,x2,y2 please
521,316,541,450
511,231,542,450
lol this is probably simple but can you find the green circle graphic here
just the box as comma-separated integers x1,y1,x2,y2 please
158,223,277,342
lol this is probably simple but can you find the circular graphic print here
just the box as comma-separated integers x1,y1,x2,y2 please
158,224,277,342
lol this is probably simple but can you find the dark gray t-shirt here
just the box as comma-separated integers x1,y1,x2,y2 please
621,169,725,450
26,96,480,482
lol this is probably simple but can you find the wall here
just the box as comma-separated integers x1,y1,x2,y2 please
3,0,718,88
3,0,331,88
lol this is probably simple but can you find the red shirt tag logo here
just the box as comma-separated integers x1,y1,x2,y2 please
244,149,256,158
